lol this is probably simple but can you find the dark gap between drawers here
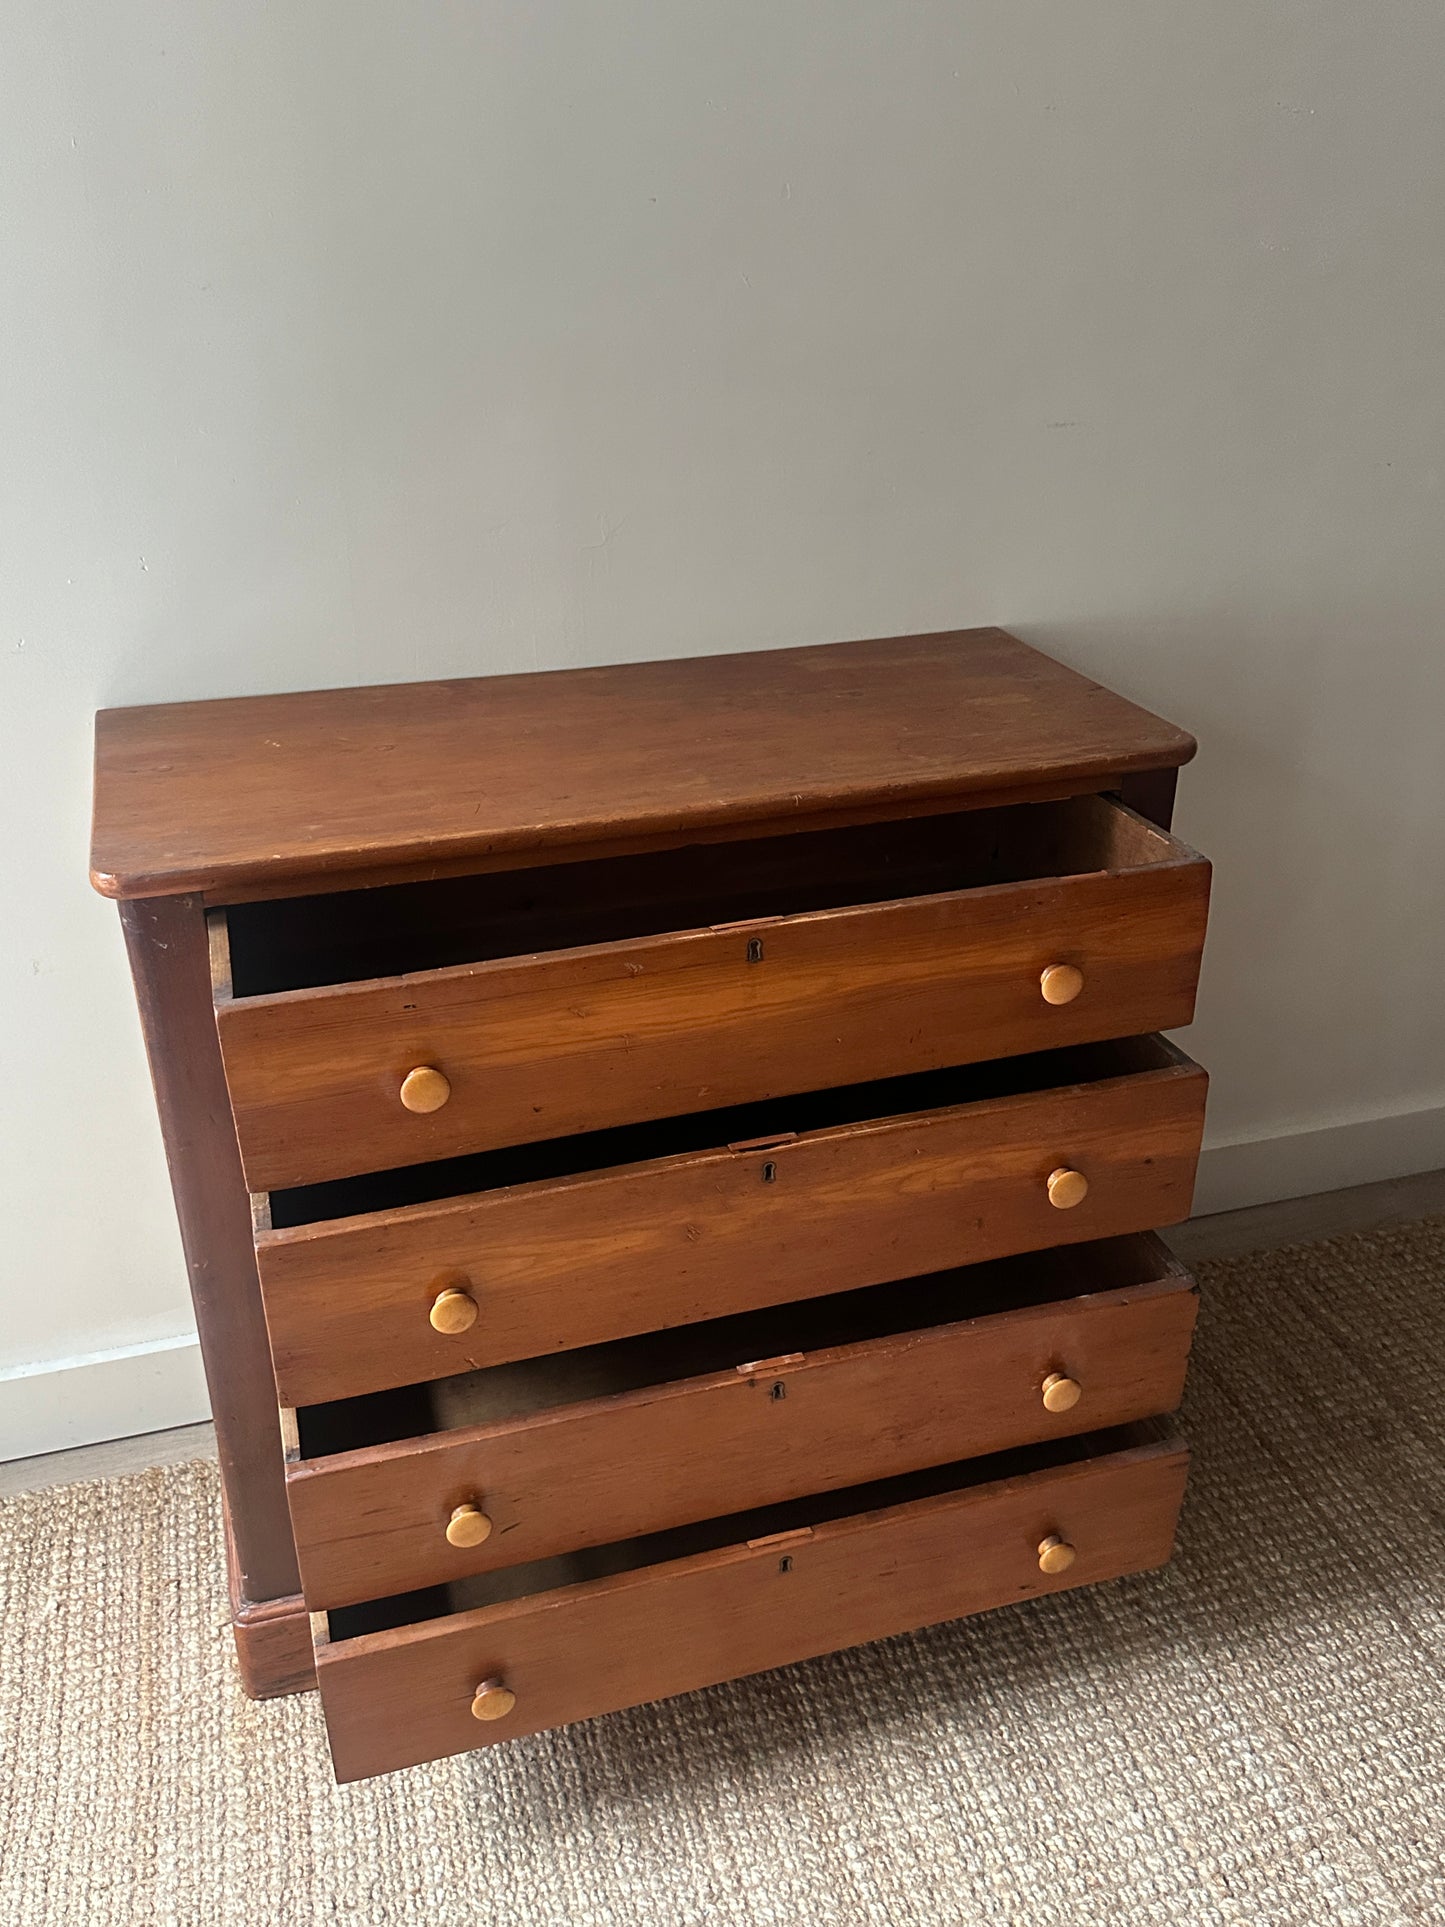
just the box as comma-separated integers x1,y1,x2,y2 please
294,1233,1183,1462
268,1035,1178,1228
325,1418,1177,1639
226,794,1171,997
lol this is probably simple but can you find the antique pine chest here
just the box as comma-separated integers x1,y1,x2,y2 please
90,628,1210,1782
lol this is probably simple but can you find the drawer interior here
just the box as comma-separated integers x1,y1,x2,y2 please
323,1417,1178,1640
294,1233,1187,1462
267,1032,1191,1229
224,792,1181,997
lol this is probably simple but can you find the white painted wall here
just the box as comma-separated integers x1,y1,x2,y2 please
4,3,1444,1457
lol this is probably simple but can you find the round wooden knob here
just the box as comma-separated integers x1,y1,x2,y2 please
1047,1166,1089,1209
400,1065,451,1113
446,1502,493,1549
471,1678,516,1722
1038,1535,1077,1575
1040,963,1083,1006
429,1287,478,1335
1041,1372,1082,1413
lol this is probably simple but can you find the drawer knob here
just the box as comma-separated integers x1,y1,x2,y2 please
471,1678,516,1723
1041,1372,1082,1413
1040,963,1084,1006
446,1502,493,1549
429,1287,478,1335
1046,1166,1088,1210
1038,1535,1077,1575
400,1065,451,1113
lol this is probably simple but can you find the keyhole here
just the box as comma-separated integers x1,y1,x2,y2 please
762,1161,777,1184
747,938,764,964
778,1555,793,1574
770,1382,787,1402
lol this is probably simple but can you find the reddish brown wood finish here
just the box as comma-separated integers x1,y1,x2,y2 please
120,897,301,1622
287,1268,1197,1610
313,1428,1189,1781
258,1041,1207,1406
93,633,1209,1739
91,629,1195,902
231,1595,315,1699
220,1493,315,1696
214,806,1210,1193
1115,766,1179,831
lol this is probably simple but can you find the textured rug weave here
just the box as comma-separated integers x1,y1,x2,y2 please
2,1220,1444,1927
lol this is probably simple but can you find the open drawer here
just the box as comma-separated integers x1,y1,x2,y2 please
285,1233,1197,1612
257,1035,1207,1406
211,792,1211,1191
310,1420,1190,1780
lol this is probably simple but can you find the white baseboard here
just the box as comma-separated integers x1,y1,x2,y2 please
3,1100,1444,1465
1193,1097,1445,1217
0,1334,208,1464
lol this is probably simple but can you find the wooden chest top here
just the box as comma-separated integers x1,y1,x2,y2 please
90,628,1193,902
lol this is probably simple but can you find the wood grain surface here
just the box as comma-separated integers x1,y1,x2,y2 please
91,628,1195,901
216,804,1210,1192
93,632,1209,1743
120,897,301,1614
313,1427,1189,1780
258,1041,1207,1406
286,1264,1198,1610
219,794,1133,996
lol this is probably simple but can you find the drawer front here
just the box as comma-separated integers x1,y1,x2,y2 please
215,808,1210,1192
287,1267,1198,1610
259,1041,1208,1406
314,1430,1189,1781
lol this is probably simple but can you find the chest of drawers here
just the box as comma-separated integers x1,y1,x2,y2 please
91,627,1210,1783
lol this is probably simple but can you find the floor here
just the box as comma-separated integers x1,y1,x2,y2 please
4,1164,1444,1500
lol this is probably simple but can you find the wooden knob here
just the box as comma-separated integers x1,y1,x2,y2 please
1047,1166,1088,1209
429,1287,478,1335
1038,1535,1077,1575
1041,1372,1082,1413
400,1065,451,1113
446,1502,493,1549
1040,963,1084,1006
471,1678,516,1722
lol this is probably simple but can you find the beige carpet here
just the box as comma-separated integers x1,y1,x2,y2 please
3,1222,1444,1927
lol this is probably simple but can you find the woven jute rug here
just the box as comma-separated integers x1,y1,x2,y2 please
2,1220,1443,1927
